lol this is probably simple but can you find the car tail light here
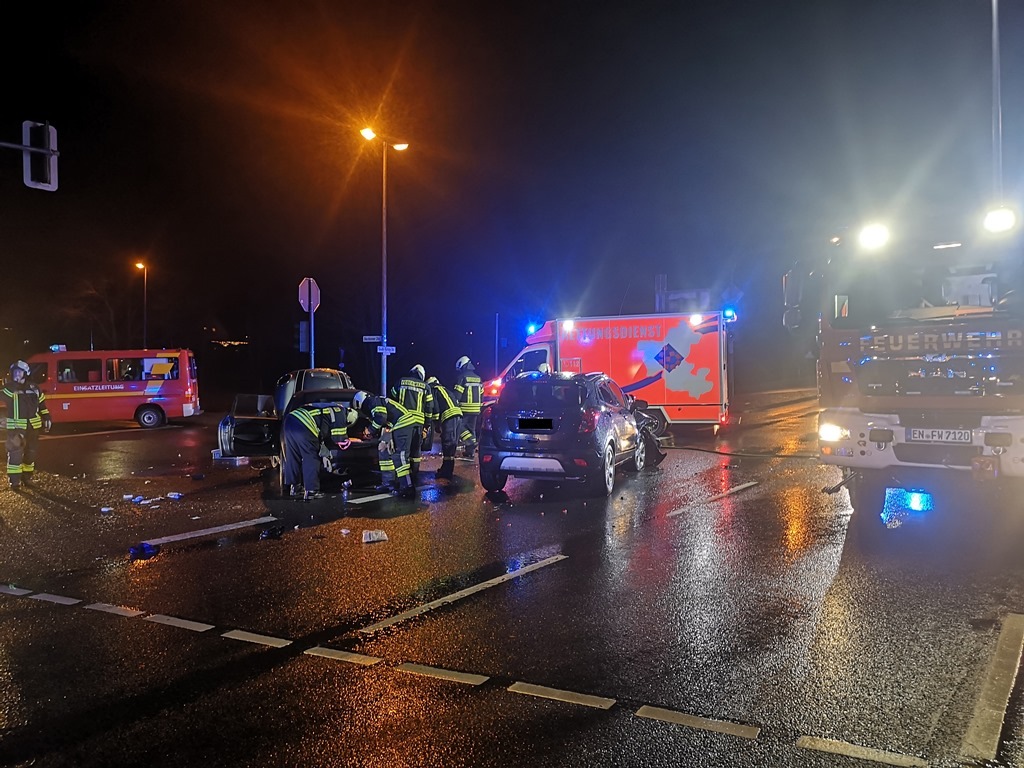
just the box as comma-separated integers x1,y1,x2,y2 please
482,454,493,463
579,407,600,433
481,406,493,431
573,458,588,467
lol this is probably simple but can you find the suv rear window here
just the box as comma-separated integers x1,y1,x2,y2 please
499,380,584,408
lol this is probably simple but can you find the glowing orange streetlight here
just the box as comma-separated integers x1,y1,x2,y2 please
135,261,148,348
361,128,409,394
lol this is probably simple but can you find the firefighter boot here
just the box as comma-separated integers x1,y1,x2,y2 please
436,458,455,480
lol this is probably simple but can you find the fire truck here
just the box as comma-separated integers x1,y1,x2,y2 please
486,311,736,433
783,212,1024,535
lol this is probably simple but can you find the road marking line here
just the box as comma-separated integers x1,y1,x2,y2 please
144,614,215,632
796,736,928,767
397,663,490,686
358,554,568,634
28,593,81,606
143,516,278,546
304,647,383,666
346,493,393,505
508,681,615,710
85,603,145,617
667,481,759,517
42,425,183,440
960,612,1024,762
222,629,292,648
635,705,760,739
0,585,32,596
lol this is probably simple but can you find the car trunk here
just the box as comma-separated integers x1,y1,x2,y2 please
491,380,585,451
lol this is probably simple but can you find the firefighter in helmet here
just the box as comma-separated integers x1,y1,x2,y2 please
2,360,51,490
388,364,433,495
351,389,404,495
426,376,463,481
281,402,351,501
453,355,482,458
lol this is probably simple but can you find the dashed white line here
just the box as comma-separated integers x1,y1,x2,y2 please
796,736,927,767
28,593,81,606
635,705,760,739
304,647,383,666
143,516,278,546
960,612,1024,762
85,603,145,617
144,614,215,632
397,663,489,686
346,493,393,505
667,481,759,517
222,629,292,648
508,681,615,710
0,585,32,596
358,554,568,634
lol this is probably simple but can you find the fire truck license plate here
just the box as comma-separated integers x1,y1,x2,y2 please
905,428,972,444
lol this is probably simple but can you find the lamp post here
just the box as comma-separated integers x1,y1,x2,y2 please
984,0,1016,233
360,128,409,394
135,261,148,349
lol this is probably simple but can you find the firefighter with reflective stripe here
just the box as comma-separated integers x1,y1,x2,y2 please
352,390,408,495
454,356,482,458
281,402,351,501
2,360,51,490
426,376,462,480
389,364,433,490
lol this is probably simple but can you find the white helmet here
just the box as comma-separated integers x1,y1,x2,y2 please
455,355,470,370
410,364,426,381
538,362,550,373
10,360,29,380
426,376,439,385
351,390,368,412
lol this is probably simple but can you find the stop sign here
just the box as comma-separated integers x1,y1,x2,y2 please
298,277,320,312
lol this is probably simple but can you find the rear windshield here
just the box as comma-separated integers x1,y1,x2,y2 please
499,380,584,409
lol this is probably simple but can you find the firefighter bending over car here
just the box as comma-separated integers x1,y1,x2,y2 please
281,402,351,501
454,356,481,458
354,386,426,499
426,376,462,481
2,361,51,490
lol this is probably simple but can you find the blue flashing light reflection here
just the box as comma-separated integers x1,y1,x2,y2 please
879,487,935,526
841,376,852,383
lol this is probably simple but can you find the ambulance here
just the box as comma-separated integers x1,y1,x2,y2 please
486,312,735,433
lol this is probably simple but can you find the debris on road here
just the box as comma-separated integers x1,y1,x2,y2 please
362,530,388,543
128,542,160,560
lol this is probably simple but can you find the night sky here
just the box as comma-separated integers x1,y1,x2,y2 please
2,1,1021,397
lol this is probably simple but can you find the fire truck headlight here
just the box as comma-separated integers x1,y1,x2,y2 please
983,207,1016,234
819,423,851,442
858,223,890,251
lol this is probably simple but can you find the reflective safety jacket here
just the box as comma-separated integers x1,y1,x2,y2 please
1,383,50,431
454,364,482,414
430,383,462,424
285,404,349,447
362,394,415,436
390,375,433,426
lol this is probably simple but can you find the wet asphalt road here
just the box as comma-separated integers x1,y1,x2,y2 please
1,390,1024,767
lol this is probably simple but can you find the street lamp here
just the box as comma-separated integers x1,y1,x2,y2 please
135,261,148,348
360,128,409,395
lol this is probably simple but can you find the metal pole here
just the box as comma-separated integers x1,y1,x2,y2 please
381,144,388,396
142,266,148,349
308,282,315,368
494,313,499,375
992,0,1003,199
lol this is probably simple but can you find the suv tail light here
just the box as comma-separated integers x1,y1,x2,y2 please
481,406,493,432
579,407,600,433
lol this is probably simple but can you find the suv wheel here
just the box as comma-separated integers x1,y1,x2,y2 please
627,436,646,472
480,468,507,493
587,443,615,496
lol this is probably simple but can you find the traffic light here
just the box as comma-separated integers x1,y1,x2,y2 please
22,121,58,191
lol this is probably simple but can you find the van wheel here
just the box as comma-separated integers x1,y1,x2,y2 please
136,406,165,429
587,443,615,496
645,409,668,436
847,471,888,539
